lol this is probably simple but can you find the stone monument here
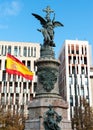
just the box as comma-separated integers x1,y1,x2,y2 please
25,6,72,130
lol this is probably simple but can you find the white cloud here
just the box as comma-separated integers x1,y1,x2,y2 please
0,0,22,16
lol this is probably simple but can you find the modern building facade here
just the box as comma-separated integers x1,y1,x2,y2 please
58,40,92,120
0,41,40,116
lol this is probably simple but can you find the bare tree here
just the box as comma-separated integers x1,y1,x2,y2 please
72,99,93,130
0,106,26,130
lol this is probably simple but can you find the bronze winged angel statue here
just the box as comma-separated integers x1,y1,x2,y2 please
32,6,64,47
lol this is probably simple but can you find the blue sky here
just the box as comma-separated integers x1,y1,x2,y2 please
0,0,93,58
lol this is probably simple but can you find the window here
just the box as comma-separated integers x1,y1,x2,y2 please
68,56,71,64
69,66,71,74
81,67,84,74
71,45,74,54
3,86,7,93
27,61,30,70
1,95,5,104
77,66,79,74
13,75,16,81
76,45,79,54
70,95,73,106
34,47,36,57
85,47,87,54
31,47,33,56
85,77,88,85
19,46,21,56
72,66,75,74
23,82,26,93
2,71,6,81
22,60,25,65
82,46,84,54
26,94,28,105
80,77,82,86
86,67,88,74
73,56,76,64
2,46,4,55
81,87,84,96
10,86,13,93
20,105,24,113
69,76,73,84
16,94,19,104
9,82,12,93
15,82,19,93
28,47,31,57
68,45,70,54
2,46,7,56
84,57,87,64
81,57,83,64
69,86,72,95
4,60,6,70
78,56,79,64
3,82,7,93
72,50,74,54
8,46,11,54
14,46,18,56
76,50,79,54
28,83,32,93
10,94,13,104
23,47,27,57
22,96,25,105
9,82,12,86
4,46,7,56
4,81,7,86
77,86,80,95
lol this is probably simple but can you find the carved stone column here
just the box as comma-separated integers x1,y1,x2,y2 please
24,45,72,130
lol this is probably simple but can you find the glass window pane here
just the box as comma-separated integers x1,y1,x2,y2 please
14,46,18,56
31,47,33,56
34,47,36,57
23,47,27,57
28,47,30,57
8,46,11,54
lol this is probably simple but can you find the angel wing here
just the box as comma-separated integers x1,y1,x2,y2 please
53,21,64,28
32,13,47,27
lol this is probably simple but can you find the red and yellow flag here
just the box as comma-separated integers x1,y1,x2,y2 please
6,53,34,80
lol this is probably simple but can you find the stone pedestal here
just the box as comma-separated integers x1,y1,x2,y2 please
24,45,72,130
25,95,72,130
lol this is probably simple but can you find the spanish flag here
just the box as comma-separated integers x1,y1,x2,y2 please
6,53,33,80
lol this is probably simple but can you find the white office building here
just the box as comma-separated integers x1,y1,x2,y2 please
58,40,92,120
0,41,40,116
